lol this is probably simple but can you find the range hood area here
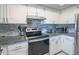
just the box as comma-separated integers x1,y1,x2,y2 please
27,15,46,20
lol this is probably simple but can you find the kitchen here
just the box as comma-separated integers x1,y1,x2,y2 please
0,4,78,55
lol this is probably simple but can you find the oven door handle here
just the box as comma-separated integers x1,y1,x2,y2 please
29,37,49,43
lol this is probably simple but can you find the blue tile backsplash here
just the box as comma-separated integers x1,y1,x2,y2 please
66,24,75,33
37,24,75,33
37,24,56,33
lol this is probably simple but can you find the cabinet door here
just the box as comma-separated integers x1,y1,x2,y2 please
7,5,27,24
8,41,28,51
44,10,58,24
62,37,74,55
37,8,45,17
8,41,28,55
50,36,61,55
60,13,75,24
44,10,52,24
27,6,36,16
8,48,28,55
0,5,5,23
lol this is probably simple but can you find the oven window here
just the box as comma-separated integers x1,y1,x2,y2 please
28,39,49,55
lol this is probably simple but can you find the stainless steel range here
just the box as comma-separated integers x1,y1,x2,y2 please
26,30,49,55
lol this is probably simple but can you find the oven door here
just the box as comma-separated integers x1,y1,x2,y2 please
28,39,49,55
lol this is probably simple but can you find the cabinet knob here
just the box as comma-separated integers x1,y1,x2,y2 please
6,18,8,23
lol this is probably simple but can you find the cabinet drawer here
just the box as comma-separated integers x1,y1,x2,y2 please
9,51,28,55
8,47,28,55
8,42,28,51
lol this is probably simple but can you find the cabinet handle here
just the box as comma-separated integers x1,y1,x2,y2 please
6,18,8,23
3,18,5,22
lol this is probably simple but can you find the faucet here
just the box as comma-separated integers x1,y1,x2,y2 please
18,25,27,36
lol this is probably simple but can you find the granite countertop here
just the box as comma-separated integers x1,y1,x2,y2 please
0,36,27,45
0,32,75,45
47,33,75,37
27,33,75,40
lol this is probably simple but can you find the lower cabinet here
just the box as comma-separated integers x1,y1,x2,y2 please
62,37,74,55
49,35,74,55
1,41,28,55
49,36,61,55
7,42,28,55
8,48,28,55
1,35,74,55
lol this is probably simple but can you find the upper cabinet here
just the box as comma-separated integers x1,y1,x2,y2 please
60,6,76,24
1,4,75,24
7,5,27,24
0,5,47,24
27,6,46,18
27,6,36,16
37,8,45,17
44,10,53,24
60,14,75,24
0,5,6,23
44,9,59,24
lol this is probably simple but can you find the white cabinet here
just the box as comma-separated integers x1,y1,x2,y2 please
0,5,4,23
1,41,28,55
44,10,53,24
0,4,27,24
50,36,61,55
27,7,45,18
49,35,74,55
37,8,45,17
8,41,28,55
27,6,36,16
8,47,28,55
44,10,59,24
60,10,76,24
7,5,27,24
0,5,6,23
62,37,74,55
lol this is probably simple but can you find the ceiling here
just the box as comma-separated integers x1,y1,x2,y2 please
40,4,77,11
